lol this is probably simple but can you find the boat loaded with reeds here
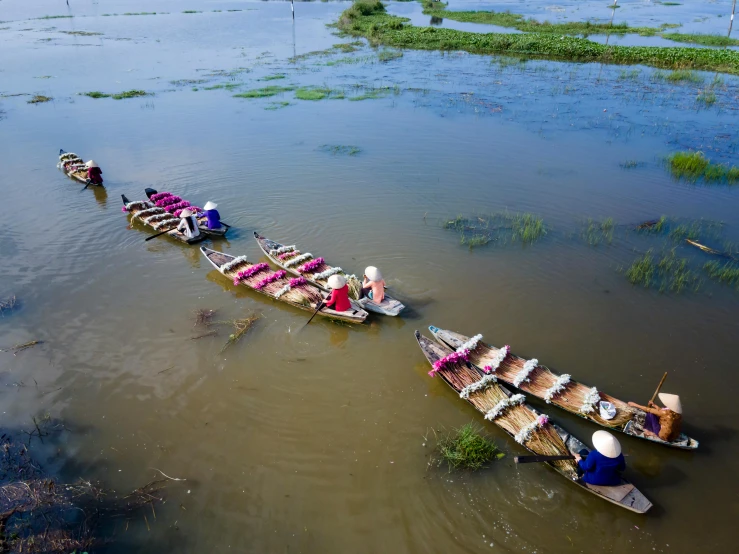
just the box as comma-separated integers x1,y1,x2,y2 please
57,149,99,186
120,193,206,244
201,246,368,324
254,232,405,316
415,331,652,513
429,327,698,450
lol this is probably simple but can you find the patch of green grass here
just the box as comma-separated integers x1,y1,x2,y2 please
512,213,547,244
37,15,74,20
60,30,103,36
618,69,641,81
582,217,615,246
662,33,739,47
123,12,157,16
319,144,362,156
260,74,286,81
667,151,739,184
660,2,681,6
443,211,546,247
428,423,504,471
82,91,111,98
704,261,739,288
347,85,394,101
295,87,343,100
169,79,209,86
333,42,361,52
27,95,52,104
626,251,656,287
625,249,700,292
111,89,150,100
377,49,403,62
636,215,667,234
696,87,717,106
265,101,291,111
203,82,244,91
653,69,703,83
182,11,202,14
233,86,295,99
461,233,491,248
337,1,739,75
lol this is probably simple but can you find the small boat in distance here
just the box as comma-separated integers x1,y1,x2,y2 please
254,232,405,316
143,188,227,238
121,193,206,244
429,326,698,450
58,149,101,186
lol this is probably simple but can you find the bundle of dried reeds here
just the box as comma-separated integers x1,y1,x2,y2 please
470,343,634,428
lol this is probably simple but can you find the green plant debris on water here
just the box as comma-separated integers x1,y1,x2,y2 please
620,160,643,169
319,144,362,156
37,15,74,20
265,101,291,110
203,82,244,91
653,69,703,83
443,211,547,248
704,261,739,288
427,423,504,471
170,79,209,86
233,86,295,99
333,41,362,53
696,87,717,106
377,49,403,62
295,87,344,101
260,74,287,81
182,11,202,14
60,30,103,36
337,1,739,75
667,151,739,184
582,217,615,246
111,89,150,100
662,33,739,47
82,91,110,98
625,249,700,293
27,95,52,104
121,12,158,16
618,69,641,81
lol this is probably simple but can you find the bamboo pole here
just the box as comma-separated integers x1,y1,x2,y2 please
649,372,668,404
729,0,737,37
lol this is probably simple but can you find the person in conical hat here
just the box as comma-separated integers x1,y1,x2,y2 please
176,208,201,239
322,274,351,312
203,201,222,230
84,160,103,185
573,431,626,486
361,266,385,304
628,393,683,442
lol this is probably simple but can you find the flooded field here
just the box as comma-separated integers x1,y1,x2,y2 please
1,0,739,552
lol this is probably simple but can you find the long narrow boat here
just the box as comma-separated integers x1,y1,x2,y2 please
254,232,405,316
121,194,206,244
415,331,652,513
202,247,368,324
429,327,698,450
57,149,100,186
144,188,227,238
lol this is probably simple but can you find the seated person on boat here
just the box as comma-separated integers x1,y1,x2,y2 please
177,209,201,239
628,393,682,442
361,266,385,303
203,201,221,229
323,275,351,312
574,431,625,486
85,160,103,185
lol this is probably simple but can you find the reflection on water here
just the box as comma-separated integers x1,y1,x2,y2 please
0,1,738,553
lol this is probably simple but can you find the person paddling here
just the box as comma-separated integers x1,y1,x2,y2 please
85,160,103,185
177,208,201,239
574,431,625,486
322,274,351,312
203,201,221,229
361,266,385,303
628,393,683,442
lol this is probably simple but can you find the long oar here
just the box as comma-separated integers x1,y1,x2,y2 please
80,178,93,192
649,372,668,405
145,225,178,242
514,455,576,464
305,300,325,326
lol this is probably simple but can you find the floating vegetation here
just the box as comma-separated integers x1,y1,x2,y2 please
27,95,52,104
60,30,103,36
203,82,244,91
704,261,739,288
582,217,615,246
377,49,403,62
636,215,667,233
619,160,643,169
319,144,361,156
333,41,363,53
112,89,150,100
37,15,74,20
337,2,739,75
182,11,202,14
260,74,286,81
0,340,42,355
82,91,110,98
347,84,397,101
625,250,700,293
662,33,739,47
667,151,739,184
427,423,504,471
443,211,547,248
618,69,641,81
265,101,291,110
295,87,343,100
653,69,703,83
215,315,260,353
233,86,295,99
122,12,157,16
696,87,717,106
193,308,216,327
170,79,209,86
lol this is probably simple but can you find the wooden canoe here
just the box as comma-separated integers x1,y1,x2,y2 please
201,247,368,324
254,232,405,316
121,194,206,244
415,331,652,514
58,149,101,186
143,188,227,238
429,326,698,450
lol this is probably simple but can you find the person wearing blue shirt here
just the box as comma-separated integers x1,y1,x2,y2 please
574,431,625,486
203,201,221,230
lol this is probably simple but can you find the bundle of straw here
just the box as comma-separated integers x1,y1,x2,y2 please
469,343,634,428
224,264,322,305
426,341,578,478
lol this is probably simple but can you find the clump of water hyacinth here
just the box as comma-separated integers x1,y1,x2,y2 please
427,423,504,471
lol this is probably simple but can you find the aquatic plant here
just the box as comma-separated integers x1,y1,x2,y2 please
233,86,295,98
443,211,546,247
82,91,111,98
182,11,202,14
625,249,700,292
704,261,739,288
203,82,244,91
260,74,286,81
428,423,504,471
653,69,703,83
667,151,739,184
511,213,547,244
377,49,403,62
337,2,739,75
696,88,717,106
319,144,361,156
662,33,739,47
60,30,103,36
582,217,615,246
27,95,52,104
626,250,656,287
295,87,333,100
111,89,150,100
619,160,642,168
265,101,291,110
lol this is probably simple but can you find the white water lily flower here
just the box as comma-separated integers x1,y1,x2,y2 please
544,374,571,403
221,256,249,273
284,253,313,268
313,266,343,281
513,358,538,388
274,284,292,299
580,387,601,414
270,245,296,255
457,334,483,354
459,373,497,400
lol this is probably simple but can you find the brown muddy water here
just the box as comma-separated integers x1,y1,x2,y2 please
1,1,739,552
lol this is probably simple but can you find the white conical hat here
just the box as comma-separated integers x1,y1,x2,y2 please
203,201,217,211
85,160,99,168
592,430,621,458
327,274,347,290
364,266,382,282
180,208,193,217
658,393,682,414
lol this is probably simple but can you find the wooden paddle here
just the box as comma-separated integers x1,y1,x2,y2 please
305,300,325,326
81,179,93,192
514,455,576,464
144,225,178,242
649,372,668,405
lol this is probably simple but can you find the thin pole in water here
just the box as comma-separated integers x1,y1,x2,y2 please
730,0,737,37
291,0,295,20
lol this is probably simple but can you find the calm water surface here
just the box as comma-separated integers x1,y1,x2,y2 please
1,1,739,553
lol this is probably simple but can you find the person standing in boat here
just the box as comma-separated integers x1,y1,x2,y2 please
628,393,682,442
574,431,626,486
203,201,221,230
177,209,201,239
85,160,103,185
322,274,352,312
361,266,385,303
